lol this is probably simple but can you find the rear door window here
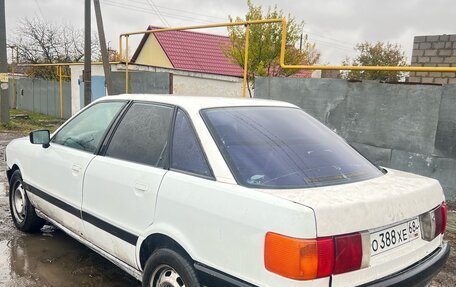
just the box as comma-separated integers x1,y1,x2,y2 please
171,109,212,177
105,103,174,167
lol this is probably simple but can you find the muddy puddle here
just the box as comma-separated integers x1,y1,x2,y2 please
0,224,140,287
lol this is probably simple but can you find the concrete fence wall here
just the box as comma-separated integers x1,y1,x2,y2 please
255,77,456,201
14,78,71,119
111,71,172,95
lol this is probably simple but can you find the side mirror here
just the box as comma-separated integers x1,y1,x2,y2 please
29,130,50,148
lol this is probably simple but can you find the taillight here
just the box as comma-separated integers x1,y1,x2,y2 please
435,202,447,236
333,233,362,274
265,232,369,280
420,201,447,241
264,233,334,280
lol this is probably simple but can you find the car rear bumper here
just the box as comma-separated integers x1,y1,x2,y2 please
359,241,450,287
196,241,449,287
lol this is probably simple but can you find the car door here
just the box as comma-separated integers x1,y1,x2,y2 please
26,101,127,235
81,102,174,267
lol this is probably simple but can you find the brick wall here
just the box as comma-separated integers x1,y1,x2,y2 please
409,34,456,84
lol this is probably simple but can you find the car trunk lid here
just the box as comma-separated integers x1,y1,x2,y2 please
259,168,444,237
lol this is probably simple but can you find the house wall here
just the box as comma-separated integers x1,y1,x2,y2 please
173,74,243,97
255,77,456,201
409,34,456,84
117,64,244,98
111,71,171,95
69,64,120,115
69,64,244,114
134,34,173,68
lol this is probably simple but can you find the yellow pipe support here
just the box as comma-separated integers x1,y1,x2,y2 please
120,19,284,37
11,59,15,107
119,19,284,96
118,17,456,97
242,25,250,97
119,35,123,62
281,64,456,72
59,66,63,118
278,18,456,72
9,46,17,108
17,62,120,67
125,35,129,93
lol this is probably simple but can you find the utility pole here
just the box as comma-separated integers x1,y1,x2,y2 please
0,0,10,123
84,0,91,106
94,0,113,95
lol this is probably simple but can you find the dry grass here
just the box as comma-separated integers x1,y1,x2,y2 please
0,109,65,135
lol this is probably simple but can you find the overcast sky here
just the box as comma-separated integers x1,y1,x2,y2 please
4,0,456,64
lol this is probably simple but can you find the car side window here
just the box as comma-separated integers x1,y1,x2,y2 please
105,103,174,167
171,109,212,177
52,101,126,153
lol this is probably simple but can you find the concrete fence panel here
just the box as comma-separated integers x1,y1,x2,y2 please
14,78,71,119
111,71,171,95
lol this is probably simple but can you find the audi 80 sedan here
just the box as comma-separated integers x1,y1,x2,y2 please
6,95,449,287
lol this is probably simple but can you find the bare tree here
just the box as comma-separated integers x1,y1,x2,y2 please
10,18,101,79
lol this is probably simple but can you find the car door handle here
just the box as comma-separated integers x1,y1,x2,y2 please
134,182,148,192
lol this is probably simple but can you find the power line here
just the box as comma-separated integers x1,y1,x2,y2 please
124,0,228,21
112,1,355,53
145,0,169,27
34,0,44,19
303,30,355,48
308,38,354,52
102,0,217,24
100,0,217,25
103,0,354,57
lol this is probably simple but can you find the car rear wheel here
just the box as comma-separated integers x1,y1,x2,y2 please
9,170,45,232
142,248,200,287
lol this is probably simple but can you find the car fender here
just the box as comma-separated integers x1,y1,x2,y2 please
136,221,199,271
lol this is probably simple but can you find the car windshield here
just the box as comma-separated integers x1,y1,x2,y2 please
202,106,383,189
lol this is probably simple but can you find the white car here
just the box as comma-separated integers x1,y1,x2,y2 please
6,94,449,287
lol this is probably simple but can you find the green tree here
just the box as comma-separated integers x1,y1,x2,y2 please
225,0,320,97
342,41,407,82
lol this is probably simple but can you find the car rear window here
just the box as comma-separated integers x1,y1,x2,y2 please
201,106,383,189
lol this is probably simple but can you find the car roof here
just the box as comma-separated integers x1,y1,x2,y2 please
97,94,296,113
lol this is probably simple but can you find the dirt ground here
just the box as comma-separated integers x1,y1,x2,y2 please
0,132,455,287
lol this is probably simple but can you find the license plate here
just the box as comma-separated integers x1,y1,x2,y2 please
370,218,421,256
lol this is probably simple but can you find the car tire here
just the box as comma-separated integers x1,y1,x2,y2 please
142,248,201,287
9,170,45,233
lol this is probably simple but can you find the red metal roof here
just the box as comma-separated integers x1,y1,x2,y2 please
132,26,244,77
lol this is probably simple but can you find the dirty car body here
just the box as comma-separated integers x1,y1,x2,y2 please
5,94,449,287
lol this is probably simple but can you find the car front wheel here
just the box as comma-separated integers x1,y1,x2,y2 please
9,170,45,232
143,248,200,287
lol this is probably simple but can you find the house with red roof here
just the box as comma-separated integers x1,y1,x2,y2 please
67,26,314,114
131,26,313,79
131,26,244,77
